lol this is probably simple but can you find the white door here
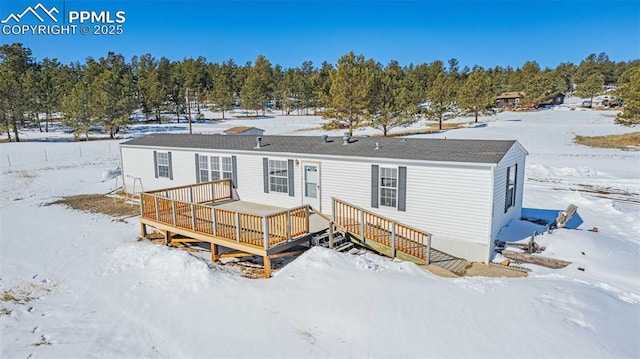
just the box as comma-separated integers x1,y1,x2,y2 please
302,163,320,210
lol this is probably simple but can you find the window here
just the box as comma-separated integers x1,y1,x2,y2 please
199,155,209,183
268,160,288,193
211,156,220,181
199,156,233,182
221,156,233,180
505,164,517,211
379,167,397,207
157,152,170,178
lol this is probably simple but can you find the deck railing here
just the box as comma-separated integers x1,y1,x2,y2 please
139,182,310,250
145,179,233,204
332,197,432,263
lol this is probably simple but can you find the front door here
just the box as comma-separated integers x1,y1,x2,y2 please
302,163,320,210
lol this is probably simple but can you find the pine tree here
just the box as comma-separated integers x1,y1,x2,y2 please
211,59,236,119
90,52,136,138
424,72,457,130
369,60,418,136
457,68,495,123
575,73,604,105
522,70,565,107
0,43,34,142
61,81,94,141
323,52,374,136
242,55,273,116
133,54,165,122
615,66,640,126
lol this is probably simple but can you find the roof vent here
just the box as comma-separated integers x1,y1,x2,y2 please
254,136,262,149
322,134,329,143
342,132,350,145
375,142,380,150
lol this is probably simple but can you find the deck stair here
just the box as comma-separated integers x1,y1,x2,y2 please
330,198,469,275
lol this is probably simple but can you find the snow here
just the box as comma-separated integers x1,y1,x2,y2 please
1,103,639,358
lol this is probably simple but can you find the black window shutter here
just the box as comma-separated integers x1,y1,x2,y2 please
504,166,510,213
263,157,269,193
153,151,158,178
287,159,295,197
168,151,173,180
513,163,518,207
231,155,238,188
371,165,379,208
398,166,407,212
195,154,200,183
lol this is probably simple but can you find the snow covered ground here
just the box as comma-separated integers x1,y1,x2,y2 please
1,104,639,358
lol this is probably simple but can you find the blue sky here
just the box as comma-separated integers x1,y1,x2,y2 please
1,0,639,68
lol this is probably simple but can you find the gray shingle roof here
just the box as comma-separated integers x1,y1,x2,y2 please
121,134,518,164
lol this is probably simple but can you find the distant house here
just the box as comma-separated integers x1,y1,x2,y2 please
120,134,528,263
497,92,565,108
223,126,265,136
540,93,565,107
496,92,524,108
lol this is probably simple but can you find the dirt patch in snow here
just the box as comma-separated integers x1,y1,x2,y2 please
48,194,140,218
574,132,640,150
463,263,527,278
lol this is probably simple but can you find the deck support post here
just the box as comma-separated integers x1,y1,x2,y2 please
305,206,310,232
190,203,196,230
391,222,397,258
263,256,271,278
263,216,270,250
286,210,291,239
211,243,219,262
359,210,365,236
235,212,241,242
154,196,159,221
426,234,432,265
171,200,177,226
164,230,171,245
139,195,145,219
210,182,215,203
189,187,194,203
211,208,217,236
140,223,146,238
328,222,334,249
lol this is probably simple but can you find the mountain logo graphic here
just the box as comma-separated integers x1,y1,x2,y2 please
1,3,59,24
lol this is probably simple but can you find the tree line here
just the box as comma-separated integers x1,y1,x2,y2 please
1,43,638,141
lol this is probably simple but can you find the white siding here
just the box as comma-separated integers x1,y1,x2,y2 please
489,144,527,260
121,145,507,262
320,160,493,262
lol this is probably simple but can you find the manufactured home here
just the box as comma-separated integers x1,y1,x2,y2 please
120,134,527,263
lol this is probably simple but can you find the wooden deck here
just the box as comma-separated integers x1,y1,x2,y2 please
137,181,469,277
139,180,325,278
331,198,469,275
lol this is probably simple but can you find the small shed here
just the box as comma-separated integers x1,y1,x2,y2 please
541,93,565,106
224,126,265,136
496,92,524,108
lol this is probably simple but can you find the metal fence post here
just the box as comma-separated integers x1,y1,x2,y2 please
190,186,194,203
359,210,365,237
